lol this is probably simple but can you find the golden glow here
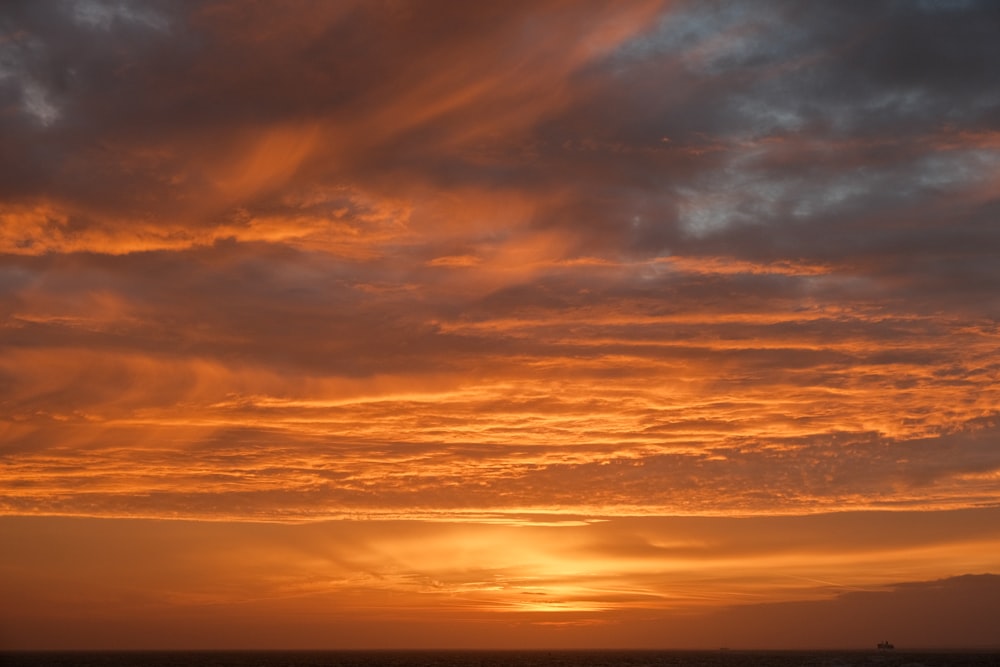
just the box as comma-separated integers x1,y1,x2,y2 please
3,513,999,648
2,0,1000,651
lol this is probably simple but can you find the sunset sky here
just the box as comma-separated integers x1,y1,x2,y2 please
2,0,1000,651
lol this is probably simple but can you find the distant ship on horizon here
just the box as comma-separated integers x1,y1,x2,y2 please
877,640,895,650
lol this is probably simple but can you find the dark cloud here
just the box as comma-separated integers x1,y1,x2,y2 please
1,0,999,520
699,574,1000,649
4,3,1000,650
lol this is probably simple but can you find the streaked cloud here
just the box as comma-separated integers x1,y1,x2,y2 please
1,0,999,649
2,513,999,648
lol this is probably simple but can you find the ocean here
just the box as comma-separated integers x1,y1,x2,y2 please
1,650,998,667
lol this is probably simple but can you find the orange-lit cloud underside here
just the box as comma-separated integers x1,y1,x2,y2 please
2,0,1000,649
4,252,999,520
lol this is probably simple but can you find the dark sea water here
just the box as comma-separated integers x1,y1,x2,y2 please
2,650,998,667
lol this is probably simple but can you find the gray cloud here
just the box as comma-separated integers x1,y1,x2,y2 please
1,0,999,521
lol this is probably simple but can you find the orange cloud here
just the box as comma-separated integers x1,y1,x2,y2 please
3,0,1000,650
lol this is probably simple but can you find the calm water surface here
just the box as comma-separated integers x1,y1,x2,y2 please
2,651,998,667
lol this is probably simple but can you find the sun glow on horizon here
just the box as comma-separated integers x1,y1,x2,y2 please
3,0,1000,651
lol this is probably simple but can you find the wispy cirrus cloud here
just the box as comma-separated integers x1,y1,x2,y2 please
2,0,1000,648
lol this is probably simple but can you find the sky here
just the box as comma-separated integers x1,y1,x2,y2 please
2,0,1000,651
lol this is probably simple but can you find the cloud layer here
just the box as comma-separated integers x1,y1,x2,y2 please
3,1,999,521
2,0,1000,648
